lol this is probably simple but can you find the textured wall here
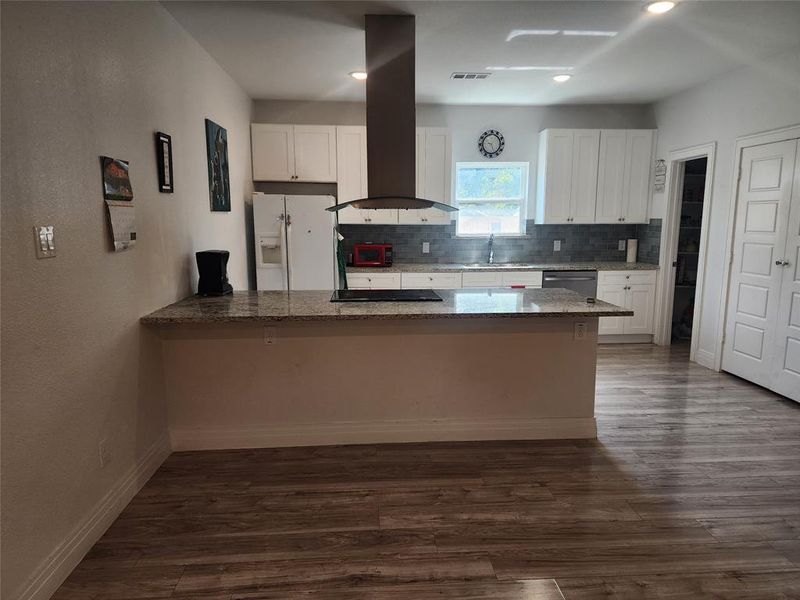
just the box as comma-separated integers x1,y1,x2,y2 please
340,220,661,265
0,2,253,597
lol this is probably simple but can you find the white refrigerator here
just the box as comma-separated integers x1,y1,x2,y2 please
253,193,337,290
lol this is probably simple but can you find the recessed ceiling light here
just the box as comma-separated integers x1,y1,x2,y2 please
486,66,573,72
553,74,572,83
646,1,675,14
350,71,367,81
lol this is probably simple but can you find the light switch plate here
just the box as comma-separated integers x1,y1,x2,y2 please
574,321,587,340
553,240,561,252
422,242,430,254
33,225,56,258
619,240,626,251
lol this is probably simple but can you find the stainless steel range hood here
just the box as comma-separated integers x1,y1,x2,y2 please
328,14,457,214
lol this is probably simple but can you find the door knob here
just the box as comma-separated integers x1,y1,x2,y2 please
775,259,790,266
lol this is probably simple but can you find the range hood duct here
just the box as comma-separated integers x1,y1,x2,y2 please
328,14,456,214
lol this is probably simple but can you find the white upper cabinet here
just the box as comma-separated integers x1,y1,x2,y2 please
335,126,397,225
536,129,600,224
595,129,654,224
595,130,628,224
538,128,655,225
251,124,294,181
400,128,452,225
252,124,336,182
623,130,654,224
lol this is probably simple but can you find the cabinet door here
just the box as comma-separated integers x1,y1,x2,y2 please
595,130,627,223
571,130,600,223
623,130,654,223
251,124,294,181
542,130,574,224
293,125,337,182
624,284,655,335
401,128,452,225
335,126,368,225
597,283,627,335
501,271,543,288
462,272,503,288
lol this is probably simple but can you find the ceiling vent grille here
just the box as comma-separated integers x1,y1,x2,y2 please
451,72,491,80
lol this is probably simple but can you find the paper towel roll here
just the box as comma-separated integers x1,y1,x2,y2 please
627,239,638,263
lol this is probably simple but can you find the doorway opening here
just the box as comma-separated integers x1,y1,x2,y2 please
671,157,707,346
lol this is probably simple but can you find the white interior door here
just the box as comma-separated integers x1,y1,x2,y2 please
723,139,798,389
771,146,800,402
285,195,336,290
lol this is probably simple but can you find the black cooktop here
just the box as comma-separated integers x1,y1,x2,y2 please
331,289,443,302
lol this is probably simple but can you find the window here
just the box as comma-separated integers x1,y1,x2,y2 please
455,162,528,236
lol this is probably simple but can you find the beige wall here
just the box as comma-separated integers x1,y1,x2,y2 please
651,45,800,366
0,2,253,598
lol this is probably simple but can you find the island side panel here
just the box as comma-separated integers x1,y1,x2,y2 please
160,317,599,449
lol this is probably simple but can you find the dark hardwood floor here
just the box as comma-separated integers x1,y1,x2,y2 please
54,344,800,599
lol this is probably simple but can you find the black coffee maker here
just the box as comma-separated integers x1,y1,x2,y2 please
196,250,233,296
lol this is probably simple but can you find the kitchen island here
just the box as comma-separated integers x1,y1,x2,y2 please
142,289,631,450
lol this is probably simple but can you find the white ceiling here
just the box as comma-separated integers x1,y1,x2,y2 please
163,1,800,105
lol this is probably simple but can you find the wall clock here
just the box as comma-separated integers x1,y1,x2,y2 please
478,129,505,158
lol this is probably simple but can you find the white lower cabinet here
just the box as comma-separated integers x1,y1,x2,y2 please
597,270,656,336
347,273,402,290
401,272,462,289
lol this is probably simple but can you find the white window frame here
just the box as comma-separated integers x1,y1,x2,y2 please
454,161,529,237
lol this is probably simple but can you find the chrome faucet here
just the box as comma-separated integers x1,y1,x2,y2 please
487,233,494,264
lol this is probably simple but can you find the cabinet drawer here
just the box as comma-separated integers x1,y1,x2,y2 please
347,273,401,289
598,270,656,286
501,271,543,288
462,272,503,288
401,272,462,289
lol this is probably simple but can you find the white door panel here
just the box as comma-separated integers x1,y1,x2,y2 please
723,139,797,391
571,130,600,223
771,145,800,401
595,130,627,223
251,124,294,181
293,125,337,182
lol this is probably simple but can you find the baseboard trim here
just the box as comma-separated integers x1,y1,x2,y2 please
694,348,717,371
598,334,653,344
170,417,598,450
13,434,171,600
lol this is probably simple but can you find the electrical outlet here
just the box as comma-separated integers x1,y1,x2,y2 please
264,326,276,345
618,240,626,251
422,242,430,254
553,240,561,252
98,439,111,468
33,225,56,258
574,321,587,340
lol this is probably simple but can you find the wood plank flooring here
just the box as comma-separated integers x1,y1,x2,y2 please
53,344,800,599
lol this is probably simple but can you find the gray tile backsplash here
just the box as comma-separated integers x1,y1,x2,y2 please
340,219,662,265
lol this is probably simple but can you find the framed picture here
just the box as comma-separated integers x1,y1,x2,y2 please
155,132,173,193
205,119,231,212
100,156,133,201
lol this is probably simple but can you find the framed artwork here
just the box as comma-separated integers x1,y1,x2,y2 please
205,119,231,212
100,156,133,201
155,132,174,193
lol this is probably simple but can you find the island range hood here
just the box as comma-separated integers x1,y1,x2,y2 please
328,14,456,214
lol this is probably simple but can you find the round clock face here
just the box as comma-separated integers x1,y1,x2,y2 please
478,129,505,158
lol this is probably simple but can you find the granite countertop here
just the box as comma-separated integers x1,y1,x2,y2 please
141,289,632,325
346,261,659,273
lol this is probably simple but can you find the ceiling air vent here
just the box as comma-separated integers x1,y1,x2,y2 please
451,72,491,80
